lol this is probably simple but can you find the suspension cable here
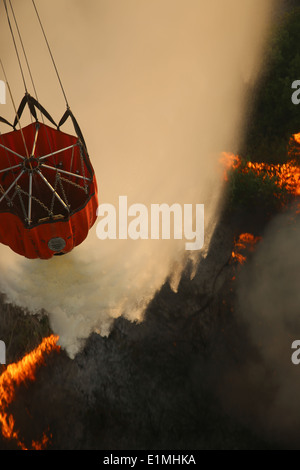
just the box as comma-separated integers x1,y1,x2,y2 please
8,0,38,101
32,0,69,109
0,58,29,159
3,0,28,94
7,0,57,171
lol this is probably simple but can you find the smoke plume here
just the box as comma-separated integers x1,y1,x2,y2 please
224,207,300,447
0,0,274,356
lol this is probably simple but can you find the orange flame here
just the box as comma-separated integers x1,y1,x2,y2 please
231,251,247,265
231,232,261,265
292,133,300,145
219,152,240,181
221,145,300,196
0,334,60,450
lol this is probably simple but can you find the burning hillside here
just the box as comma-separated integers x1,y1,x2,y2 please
231,233,262,265
221,133,300,198
0,334,60,450
222,134,300,267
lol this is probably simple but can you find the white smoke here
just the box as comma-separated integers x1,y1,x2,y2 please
0,0,275,357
